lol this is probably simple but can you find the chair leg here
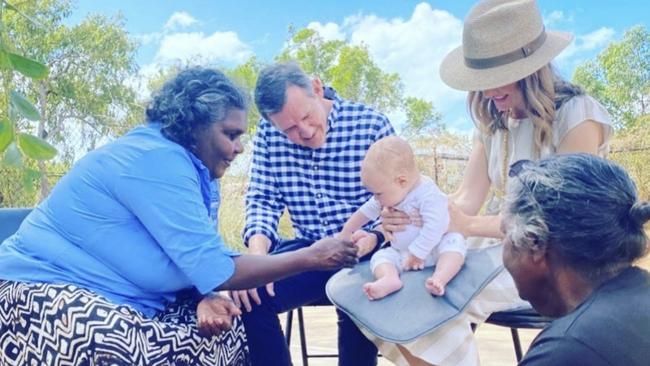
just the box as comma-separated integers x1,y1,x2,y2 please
510,328,523,361
285,309,294,346
298,307,309,366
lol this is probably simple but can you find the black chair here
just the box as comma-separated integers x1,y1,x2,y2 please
483,307,551,361
284,299,338,366
0,207,32,242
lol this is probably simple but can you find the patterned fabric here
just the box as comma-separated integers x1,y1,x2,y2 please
0,281,250,366
244,87,395,247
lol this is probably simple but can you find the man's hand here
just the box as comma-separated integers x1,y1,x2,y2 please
196,292,241,337
230,234,275,312
307,237,359,270
402,253,425,271
350,230,377,257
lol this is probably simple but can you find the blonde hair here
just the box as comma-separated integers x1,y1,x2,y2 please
362,136,419,180
468,64,583,154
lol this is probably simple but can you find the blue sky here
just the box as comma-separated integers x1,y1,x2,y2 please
70,1,648,133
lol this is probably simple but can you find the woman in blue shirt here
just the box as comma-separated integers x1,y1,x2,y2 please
0,67,358,365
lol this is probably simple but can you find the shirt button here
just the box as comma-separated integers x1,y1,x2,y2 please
323,220,329,225
316,193,322,198
313,165,318,170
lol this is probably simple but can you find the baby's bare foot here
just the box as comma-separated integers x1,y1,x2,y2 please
425,277,446,296
362,277,403,300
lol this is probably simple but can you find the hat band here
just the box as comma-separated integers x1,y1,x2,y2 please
464,28,547,69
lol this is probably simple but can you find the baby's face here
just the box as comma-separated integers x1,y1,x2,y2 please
361,168,410,208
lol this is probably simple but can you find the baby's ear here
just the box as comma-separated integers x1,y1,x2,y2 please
395,175,409,187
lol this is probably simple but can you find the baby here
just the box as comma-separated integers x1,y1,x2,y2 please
339,136,466,300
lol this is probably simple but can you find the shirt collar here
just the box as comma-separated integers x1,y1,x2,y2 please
324,86,342,130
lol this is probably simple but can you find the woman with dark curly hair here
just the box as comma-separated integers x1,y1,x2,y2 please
0,67,358,365
503,153,650,365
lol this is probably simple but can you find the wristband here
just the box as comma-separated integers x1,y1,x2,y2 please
368,229,386,246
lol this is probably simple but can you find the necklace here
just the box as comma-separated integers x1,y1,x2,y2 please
495,127,509,199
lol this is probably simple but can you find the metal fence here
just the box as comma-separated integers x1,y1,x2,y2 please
2,142,648,209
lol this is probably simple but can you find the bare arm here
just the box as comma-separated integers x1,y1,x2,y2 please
556,120,604,154
451,121,606,239
339,210,371,239
449,136,491,216
247,234,272,255
448,137,502,238
217,237,358,291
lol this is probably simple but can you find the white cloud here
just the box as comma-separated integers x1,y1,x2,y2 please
307,21,345,41
342,2,466,129
154,31,253,66
556,27,615,69
164,11,198,30
544,10,573,26
133,32,163,46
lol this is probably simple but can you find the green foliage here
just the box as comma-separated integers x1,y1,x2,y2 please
278,27,402,114
17,132,56,160
0,0,55,197
225,56,263,134
610,115,650,200
7,52,48,79
0,0,140,203
0,117,12,151
9,90,40,120
573,26,649,129
402,97,442,137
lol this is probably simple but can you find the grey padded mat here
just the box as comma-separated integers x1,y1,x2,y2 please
326,245,504,343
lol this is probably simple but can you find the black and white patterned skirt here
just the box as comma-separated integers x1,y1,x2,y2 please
0,281,250,365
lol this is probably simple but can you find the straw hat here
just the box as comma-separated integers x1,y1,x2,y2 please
440,0,573,91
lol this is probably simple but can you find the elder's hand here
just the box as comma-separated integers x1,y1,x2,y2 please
197,293,241,337
308,237,359,270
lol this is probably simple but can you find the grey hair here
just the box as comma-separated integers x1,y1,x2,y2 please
254,62,313,121
504,154,650,278
146,67,248,150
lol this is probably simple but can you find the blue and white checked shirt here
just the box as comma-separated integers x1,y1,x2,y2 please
244,88,395,247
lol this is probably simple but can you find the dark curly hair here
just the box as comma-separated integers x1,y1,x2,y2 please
146,67,248,150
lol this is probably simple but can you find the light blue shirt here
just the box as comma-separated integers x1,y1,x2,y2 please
0,123,238,316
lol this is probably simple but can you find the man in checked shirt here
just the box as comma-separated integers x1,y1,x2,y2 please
231,62,396,366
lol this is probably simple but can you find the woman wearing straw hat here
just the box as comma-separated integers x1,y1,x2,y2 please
376,0,614,365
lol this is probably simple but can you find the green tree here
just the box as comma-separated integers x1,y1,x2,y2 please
1,0,139,201
277,28,402,114
225,56,263,133
573,26,649,129
402,96,442,137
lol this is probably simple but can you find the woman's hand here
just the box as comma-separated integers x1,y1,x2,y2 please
196,292,242,337
448,201,472,237
307,237,359,270
380,207,423,236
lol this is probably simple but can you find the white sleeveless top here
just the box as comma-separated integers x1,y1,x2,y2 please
475,94,613,217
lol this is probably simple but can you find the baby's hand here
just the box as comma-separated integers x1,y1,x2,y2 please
351,230,374,257
197,292,242,337
402,253,425,271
